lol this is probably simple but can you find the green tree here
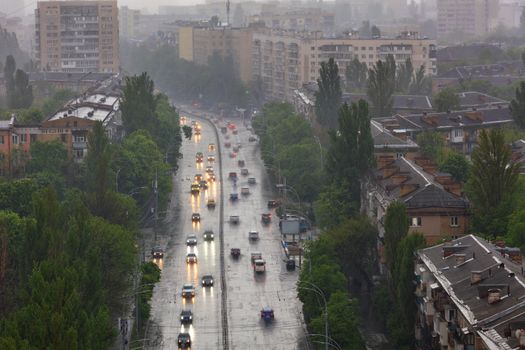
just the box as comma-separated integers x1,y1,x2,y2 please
384,201,409,275
507,208,525,252
85,121,112,213
434,88,460,112
417,131,444,161
367,56,395,118
182,125,193,140
468,129,520,236
396,58,413,93
511,81,525,129
439,152,470,183
371,25,381,38
314,183,356,230
409,65,431,95
11,69,33,109
41,89,76,116
346,57,368,91
121,72,157,135
28,140,68,175
315,57,342,130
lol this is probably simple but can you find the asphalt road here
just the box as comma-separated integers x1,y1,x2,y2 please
147,112,305,349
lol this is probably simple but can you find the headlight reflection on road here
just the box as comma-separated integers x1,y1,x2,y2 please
152,258,164,270
179,324,195,344
191,194,200,212
203,241,215,260
194,134,201,143
186,262,198,283
192,221,200,231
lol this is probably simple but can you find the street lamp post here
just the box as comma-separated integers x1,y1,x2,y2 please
298,281,328,350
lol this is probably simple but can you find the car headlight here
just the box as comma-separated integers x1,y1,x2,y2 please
189,316,192,319
211,234,214,238
180,316,184,320
210,280,213,284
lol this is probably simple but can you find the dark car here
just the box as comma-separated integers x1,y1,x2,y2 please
230,193,239,201
286,259,296,271
261,213,272,224
178,332,191,348
180,310,193,324
201,274,214,287
267,200,281,208
260,307,274,322
203,230,214,241
151,246,164,259
231,248,241,258
186,234,198,246
192,213,201,222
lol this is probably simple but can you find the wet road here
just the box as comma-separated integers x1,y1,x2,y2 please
147,112,305,349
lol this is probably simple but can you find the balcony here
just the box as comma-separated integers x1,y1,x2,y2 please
73,141,87,149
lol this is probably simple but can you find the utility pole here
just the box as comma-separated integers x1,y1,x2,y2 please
226,0,231,26
154,169,158,242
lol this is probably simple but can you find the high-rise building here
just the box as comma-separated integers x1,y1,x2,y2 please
119,6,140,39
35,0,119,73
437,0,499,40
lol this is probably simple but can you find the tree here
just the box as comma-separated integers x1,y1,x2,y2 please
345,57,367,91
511,81,525,129
358,21,371,38
367,56,395,118
28,140,68,175
182,125,192,140
396,58,413,93
417,131,444,161
314,183,356,230
371,25,381,38
434,88,460,112
121,72,157,135
439,152,470,183
85,121,112,212
468,128,520,236
315,57,342,130
409,65,431,95
11,69,33,108
384,201,409,275
4,55,15,108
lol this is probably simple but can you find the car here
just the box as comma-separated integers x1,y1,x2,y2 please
241,187,250,195
286,259,296,271
192,213,201,222
207,155,215,162
207,198,216,208
249,135,257,142
261,213,271,224
194,128,201,136
236,142,242,149
201,274,214,287
194,174,203,182
178,332,191,348
195,152,203,162
248,177,256,185
186,234,198,246
232,146,239,153
199,180,208,189
260,307,274,321
254,259,266,273
249,231,259,240
206,165,214,173
238,160,245,167
180,310,193,324
241,168,249,176
208,173,216,182
225,142,231,148
229,215,240,224
203,230,214,240
227,123,236,130
180,116,187,124
267,200,280,208
232,129,238,135
229,172,237,179
191,182,200,194
181,283,195,298
229,152,237,158
151,246,164,259
251,252,262,264
186,253,198,264
208,143,216,151
221,126,227,134
231,248,241,258
230,193,239,201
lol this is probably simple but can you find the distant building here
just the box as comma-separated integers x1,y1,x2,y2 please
253,29,436,102
29,71,115,99
0,117,39,177
415,235,525,350
119,6,140,39
246,9,335,34
35,0,120,73
178,25,254,84
437,0,500,40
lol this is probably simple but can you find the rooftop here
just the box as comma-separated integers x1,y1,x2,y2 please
457,91,508,108
344,93,433,111
49,105,114,124
371,120,419,150
29,71,115,83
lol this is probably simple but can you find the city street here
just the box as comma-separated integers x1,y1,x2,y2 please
146,111,305,349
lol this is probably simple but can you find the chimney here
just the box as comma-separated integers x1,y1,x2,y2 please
400,183,419,197
471,271,482,284
455,254,466,265
487,288,501,304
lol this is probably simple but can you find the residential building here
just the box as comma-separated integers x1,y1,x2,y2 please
253,29,436,102
29,71,116,99
246,9,335,34
119,6,140,39
0,117,39,177
376,107,514,154
437,0,500,40
456,91,509,110
371,120,419,159
415,235,525,350
35,0,120,73
178,25,254,83
363,154,469,245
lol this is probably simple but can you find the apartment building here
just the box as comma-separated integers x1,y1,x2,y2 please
35,0,119,73
119,6,140,39
246,9,335,34
415,235,525,349
437,0,500,40
0,117,39,177
253,29,436,102
178,25,254,83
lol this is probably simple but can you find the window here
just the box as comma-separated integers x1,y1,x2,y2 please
0,135,4,144
450,216,459,227
73,135,85,142
12,135,18,145
74,149,84,158
61,134,67,143
454,129,463,137
20,134,27,144
410,217,422,227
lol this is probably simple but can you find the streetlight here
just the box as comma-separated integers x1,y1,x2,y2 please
276,182,302,208
298,280,328,350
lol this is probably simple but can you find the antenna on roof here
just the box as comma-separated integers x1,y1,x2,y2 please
226,0,230,26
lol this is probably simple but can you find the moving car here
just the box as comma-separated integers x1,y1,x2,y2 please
206,165,214,173
241,168,249,176
207,198,216,208
232,129,238,135
195,152,203,163
228,172,237,179
199,180,208,189
267,200,280,208
208,143,216,151
254,259,266,273
180,310,193,324
260,307,274,322
241,187,250,195
249,135,257,142
194,174,203,182
181,283,195,298
225,142,231,148
191,213,201,222
248,177,256,185
178,333,191,348
232,146,239,153
191,182,200,194
186,253,198,264
207,155,215,162
203,230,214,241
230,193,239,201
251,252,262,264
231,248,241,258
249,231,259,240
151,246,164,259
221,126,227,134
261,213,271,224
186,234,198,246
229,215,240,224
201,274,214,287
229,152,236,158
238,160,245,167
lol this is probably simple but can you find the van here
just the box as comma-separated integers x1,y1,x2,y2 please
254,259,266,273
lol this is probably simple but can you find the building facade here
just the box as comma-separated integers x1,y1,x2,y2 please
246,9,335,34
253,29,437,102
119,6,140,40
35,0,120,73
178,25,254,83
437,0,499,40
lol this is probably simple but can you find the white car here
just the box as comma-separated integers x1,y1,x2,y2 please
249,231,259,240
186,234,198,246
182,283,195,298
254,259,266,273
